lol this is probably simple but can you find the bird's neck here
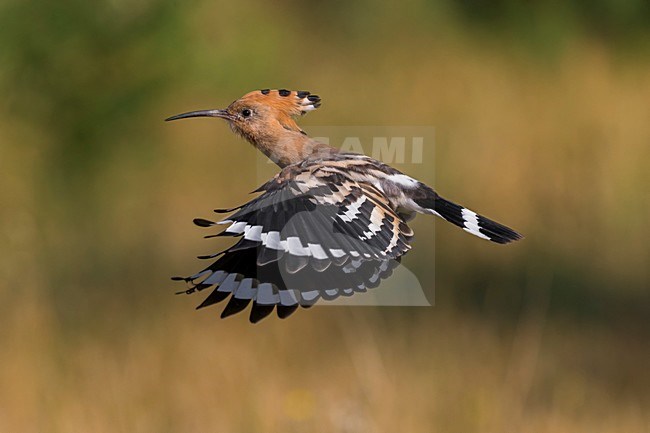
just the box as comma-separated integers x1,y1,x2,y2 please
238,121,338,168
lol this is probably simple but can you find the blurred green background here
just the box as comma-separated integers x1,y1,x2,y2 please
1,0,649,432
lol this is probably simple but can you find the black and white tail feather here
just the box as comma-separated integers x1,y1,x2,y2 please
174,153,522,323
414,191,522,245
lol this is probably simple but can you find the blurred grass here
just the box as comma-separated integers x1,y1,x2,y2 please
1,0,649,431
1,301,648,432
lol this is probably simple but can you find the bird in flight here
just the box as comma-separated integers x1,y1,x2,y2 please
166,89,522,323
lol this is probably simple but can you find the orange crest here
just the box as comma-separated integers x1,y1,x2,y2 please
236,89,321,117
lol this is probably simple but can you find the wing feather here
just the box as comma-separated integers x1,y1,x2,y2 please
174,160,413,322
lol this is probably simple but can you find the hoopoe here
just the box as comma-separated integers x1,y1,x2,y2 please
166,89,522,323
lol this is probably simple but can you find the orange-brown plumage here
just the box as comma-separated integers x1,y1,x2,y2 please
166,89,330,167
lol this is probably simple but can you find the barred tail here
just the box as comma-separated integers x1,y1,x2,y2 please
415,196,523,244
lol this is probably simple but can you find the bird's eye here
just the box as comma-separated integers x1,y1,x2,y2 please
241,109,252,118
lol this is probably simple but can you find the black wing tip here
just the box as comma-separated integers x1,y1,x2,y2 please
214,206,241,214
277,304,299,319
249,303,275,323
193,218,215,227
220,297,250,319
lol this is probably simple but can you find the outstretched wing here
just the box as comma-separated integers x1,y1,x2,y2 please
174,163,413,323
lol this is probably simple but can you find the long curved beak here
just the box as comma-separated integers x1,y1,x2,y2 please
165,109,233,122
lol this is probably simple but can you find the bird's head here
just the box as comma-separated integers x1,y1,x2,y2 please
165,89,321,139
166,89,330,167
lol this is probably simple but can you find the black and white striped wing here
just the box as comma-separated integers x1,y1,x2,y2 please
174,168,413,323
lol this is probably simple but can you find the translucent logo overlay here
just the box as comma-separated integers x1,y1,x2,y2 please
250,126,436,307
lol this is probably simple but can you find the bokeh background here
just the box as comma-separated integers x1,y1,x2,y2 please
1,1,649,432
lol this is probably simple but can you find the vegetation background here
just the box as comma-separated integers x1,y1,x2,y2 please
1,0,648,431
